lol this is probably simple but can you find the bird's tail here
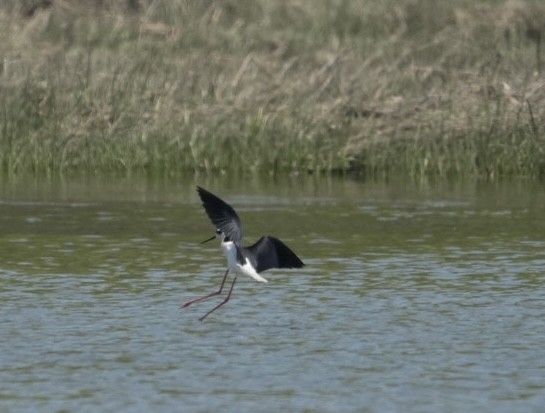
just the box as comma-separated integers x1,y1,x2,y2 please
248,272,268,283
240,261,269,283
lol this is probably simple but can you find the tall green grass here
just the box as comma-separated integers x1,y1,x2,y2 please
1,0,545,178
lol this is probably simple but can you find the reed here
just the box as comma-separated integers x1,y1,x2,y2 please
1,0,545,178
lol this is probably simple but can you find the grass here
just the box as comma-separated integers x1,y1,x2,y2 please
2,0,545,178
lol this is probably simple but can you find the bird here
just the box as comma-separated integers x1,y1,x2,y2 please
182,186,304,321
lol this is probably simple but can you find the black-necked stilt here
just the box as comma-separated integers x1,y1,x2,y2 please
182,186,304,321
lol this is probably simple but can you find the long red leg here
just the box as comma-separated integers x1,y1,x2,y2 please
181,269,229,309
199,277,237,321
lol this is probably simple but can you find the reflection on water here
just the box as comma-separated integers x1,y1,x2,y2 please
1,175,545,412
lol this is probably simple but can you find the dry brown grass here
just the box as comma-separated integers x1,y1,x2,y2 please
2,0,545,178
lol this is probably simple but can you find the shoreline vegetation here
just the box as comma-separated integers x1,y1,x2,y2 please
2,0,545,179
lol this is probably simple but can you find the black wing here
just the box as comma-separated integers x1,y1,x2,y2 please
245,236,304,273
196,186,243,244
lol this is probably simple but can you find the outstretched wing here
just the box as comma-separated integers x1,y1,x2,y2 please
245,236,304,273
196,186,243,245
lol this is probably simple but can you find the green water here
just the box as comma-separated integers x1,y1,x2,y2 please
1,176,545,412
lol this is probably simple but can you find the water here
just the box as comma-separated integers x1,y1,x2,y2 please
1,176,545,412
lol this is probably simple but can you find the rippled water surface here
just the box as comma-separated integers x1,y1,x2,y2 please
1,176,545,412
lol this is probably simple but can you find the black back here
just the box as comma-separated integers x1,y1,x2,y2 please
244,236,305,273
197,186,243,245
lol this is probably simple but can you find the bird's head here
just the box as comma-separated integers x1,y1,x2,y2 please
201,228,227,244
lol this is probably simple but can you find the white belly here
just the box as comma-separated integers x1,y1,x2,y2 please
221,241,268,283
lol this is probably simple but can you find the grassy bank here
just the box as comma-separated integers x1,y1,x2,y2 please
2,0,545,178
